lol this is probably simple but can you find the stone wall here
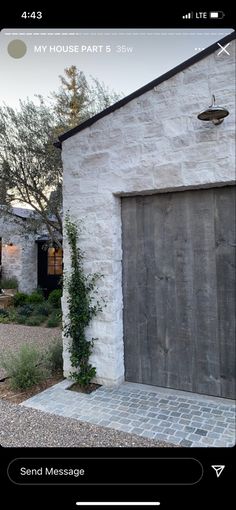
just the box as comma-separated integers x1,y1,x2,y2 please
61,42,235,386
0,215,37,293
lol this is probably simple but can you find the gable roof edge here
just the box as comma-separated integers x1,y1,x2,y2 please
57,31,235,146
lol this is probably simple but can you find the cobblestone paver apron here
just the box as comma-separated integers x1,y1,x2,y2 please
22,381,235,447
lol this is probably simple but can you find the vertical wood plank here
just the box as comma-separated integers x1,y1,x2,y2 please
215,186,236,398
122,186,235,398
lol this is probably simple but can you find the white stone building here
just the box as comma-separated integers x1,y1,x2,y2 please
0,207,62,295
0,208,37,293
59,34,235,398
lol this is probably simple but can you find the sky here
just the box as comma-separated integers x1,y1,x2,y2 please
0,28,233,107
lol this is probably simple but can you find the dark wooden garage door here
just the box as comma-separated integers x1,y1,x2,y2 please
122,186,235,398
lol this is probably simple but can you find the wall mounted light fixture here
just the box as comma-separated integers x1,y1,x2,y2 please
197,95,229,125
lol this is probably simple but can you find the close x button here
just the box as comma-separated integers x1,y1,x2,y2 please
7,457,203,485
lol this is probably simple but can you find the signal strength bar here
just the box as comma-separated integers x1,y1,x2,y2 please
182,12,193,19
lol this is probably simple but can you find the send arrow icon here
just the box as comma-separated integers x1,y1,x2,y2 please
211,465,225,478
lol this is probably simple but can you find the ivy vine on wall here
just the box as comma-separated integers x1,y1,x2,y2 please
64,215,103,387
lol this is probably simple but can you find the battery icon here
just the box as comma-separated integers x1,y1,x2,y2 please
210,11,225,19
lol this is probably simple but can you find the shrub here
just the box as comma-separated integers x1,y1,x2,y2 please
8,309,17,322
0,317,9,324
0,277,18,289
34,303,51,317
48,289,62,309
53,308,62,319
0,309,9,318
0,309,10,323
0,344,46,390
15,314,28,325
12,292,28,307
45,340,63,373
25,315,45,326
47,315,60,328
17,304,34,317
35,287,44,297
26,291,45,304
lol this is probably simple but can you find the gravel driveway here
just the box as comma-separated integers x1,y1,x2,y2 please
0,324,61,379
0,400,175,447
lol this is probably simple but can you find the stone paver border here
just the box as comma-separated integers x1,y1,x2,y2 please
22,381,235,447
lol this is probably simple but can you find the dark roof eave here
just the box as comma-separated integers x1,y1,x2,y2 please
35,236,63,242
54,31,235,147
